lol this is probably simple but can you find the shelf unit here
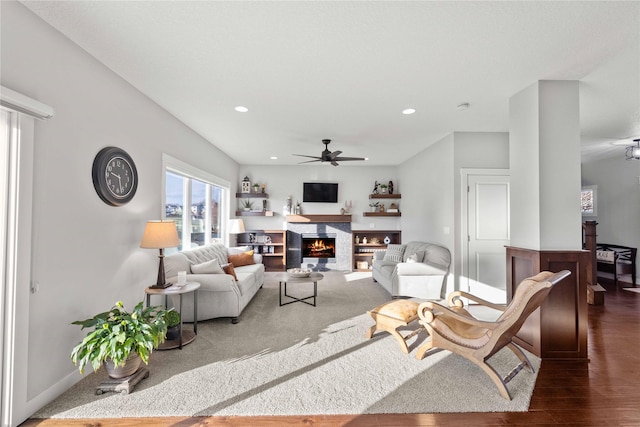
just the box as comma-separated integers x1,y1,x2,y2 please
352,230,401,272
236,230,286,271
366,193,401,217
235,192,273,217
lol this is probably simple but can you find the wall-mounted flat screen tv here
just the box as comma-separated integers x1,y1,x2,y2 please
303,182,338,203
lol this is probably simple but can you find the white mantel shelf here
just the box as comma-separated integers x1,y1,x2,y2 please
286,214,352,223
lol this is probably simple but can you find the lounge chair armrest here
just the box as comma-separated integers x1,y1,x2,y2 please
417,301,499,329
447,291,507,311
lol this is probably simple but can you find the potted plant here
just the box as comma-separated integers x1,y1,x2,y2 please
252,183,260,193
70,301,168,379
165,309,181,340
369,201,380,212
241,199,253,211
379,184,388,194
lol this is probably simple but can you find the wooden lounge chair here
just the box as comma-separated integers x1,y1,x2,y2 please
415,270,571,400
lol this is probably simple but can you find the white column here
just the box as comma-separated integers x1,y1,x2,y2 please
509,80,582,250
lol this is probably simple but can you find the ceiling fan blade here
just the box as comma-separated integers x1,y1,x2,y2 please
297,159,322,164
293,154,323,160
329,150,342,159
333,156,366,161
330,160,339,166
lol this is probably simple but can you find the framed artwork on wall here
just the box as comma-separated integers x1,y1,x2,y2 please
581,185,597,216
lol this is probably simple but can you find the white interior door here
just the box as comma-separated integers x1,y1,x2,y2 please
464,172,510,303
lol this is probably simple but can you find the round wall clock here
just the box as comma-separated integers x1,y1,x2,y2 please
92,146,138,206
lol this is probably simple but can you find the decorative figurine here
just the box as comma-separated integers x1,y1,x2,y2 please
388,180,394,195
355,235,360,244
372,180,379,194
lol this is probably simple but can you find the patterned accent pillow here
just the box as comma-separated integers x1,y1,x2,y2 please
383,244,406,263
191,258,224,274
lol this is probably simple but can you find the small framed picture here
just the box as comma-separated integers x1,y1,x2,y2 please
581,185,597,217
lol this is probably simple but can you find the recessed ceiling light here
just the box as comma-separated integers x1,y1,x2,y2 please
402,108,416,115
235,106,249,113
270,156,278,160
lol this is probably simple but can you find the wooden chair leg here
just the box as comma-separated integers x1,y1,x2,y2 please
506,342,534,373
476,360,512,400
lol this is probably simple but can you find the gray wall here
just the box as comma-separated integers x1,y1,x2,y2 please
1,2,239,421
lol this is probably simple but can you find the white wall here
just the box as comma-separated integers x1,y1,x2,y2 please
1,2,239,423
236,164,401,233
582,156,640,284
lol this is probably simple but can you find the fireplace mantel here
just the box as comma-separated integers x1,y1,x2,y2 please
286,214,352,223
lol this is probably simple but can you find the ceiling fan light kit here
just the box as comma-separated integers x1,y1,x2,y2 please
625,139,640,160
293,139,366,166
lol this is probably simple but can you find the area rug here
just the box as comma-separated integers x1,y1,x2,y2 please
623,287,640,294
33,272,540,418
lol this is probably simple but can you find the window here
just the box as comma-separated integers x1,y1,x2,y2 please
163,155,230,252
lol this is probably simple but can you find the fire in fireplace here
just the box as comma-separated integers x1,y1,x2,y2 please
302,235,336,259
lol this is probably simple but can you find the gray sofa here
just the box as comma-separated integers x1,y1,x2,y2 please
372,241,451,299
164,243,264,323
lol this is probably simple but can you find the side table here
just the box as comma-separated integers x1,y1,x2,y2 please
145,282,200,350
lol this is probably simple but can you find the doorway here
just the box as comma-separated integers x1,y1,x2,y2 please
462,170,510,303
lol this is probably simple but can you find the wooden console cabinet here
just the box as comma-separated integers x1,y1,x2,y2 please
236,230,286,271
506,246,588,360
352,230,401,271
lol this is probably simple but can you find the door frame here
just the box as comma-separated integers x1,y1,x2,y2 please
460,168,510,294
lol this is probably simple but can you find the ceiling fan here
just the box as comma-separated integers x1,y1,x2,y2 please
293,139,366,166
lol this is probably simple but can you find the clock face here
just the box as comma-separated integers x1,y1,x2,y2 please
105,156,135,199
92,147,138,206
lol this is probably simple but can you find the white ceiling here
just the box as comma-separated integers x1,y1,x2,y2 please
21,1,640,165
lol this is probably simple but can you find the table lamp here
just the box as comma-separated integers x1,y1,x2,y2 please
228,218,245,234
140,220,180,289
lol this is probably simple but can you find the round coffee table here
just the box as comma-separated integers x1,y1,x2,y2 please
279,273,324,307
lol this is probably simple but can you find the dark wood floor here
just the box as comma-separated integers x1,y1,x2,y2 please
21,280,640,427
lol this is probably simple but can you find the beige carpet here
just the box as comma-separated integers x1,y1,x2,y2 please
33,272,540,418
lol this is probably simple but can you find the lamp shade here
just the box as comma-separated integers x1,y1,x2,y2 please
140,220,180,249
228,218,246,234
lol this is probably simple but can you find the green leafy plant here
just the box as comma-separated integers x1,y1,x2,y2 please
165,309,181,328
70,301,168,374
241,199,254,210
379,184,388,188
369,202,380,208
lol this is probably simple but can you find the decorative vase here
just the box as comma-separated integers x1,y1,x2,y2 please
104,353,141,379
380,187,387,194
166,325,180,341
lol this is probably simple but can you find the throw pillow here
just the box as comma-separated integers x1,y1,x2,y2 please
227,250,255,267
222,263,238,281
406,251,425,263
383,244,406,263
190,258,224,274
227,246,251,255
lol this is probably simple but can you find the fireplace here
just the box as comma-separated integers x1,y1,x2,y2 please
286,218,351,271
302,234,336,260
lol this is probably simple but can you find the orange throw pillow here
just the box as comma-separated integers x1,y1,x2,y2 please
227,250,255,267
222,263,238,281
